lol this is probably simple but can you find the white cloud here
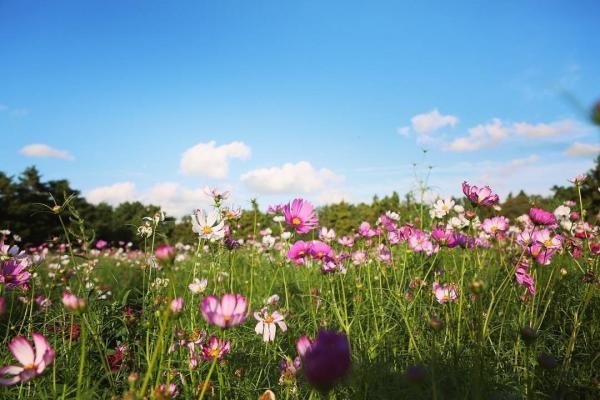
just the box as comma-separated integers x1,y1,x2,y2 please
180,141,251,179
565,142,600,157
513,119,581,137
411,109,459,134
397,126,411,136
86,182,137,206
448,118,508,151
241,161,343,194
86,181,214,217
20,144,74,160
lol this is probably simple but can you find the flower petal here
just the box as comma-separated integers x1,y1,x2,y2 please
8,337,34,367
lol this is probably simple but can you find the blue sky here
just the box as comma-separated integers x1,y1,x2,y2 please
1,1,598,216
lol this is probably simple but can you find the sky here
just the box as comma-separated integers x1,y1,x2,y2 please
1,1,599,217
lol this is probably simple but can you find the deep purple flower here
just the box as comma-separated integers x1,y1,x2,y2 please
282,199,319,234
462,181,500,207
299,330,351,391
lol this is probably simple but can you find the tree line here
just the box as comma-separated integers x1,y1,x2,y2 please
1,157,599,247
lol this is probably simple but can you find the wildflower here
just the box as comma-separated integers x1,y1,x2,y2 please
254,308,287,342
282,199,318,234
106,345,128,371
287,241,311,265
188,278,208,295
259,389,276,400
318,227,336,242
61,291,87,312
95,240,108,250
462,181,499,207
137,222,153,237
200,336,230,361
298,330,351,392
515,260,536,295
432,282,458,304
529,208,557,226
204,187,230,204
0,259,30,290
200,294,247,328
155,244,175,263
35,296,52,312
569,174,587,186
154,383,179,399
358,221,377,238
0,333,55,385
481,216,510,236
337,236,354,247
309,241,333,260
430,198,455,219
265,294,280,306
170,297,184,315
191,209,225,241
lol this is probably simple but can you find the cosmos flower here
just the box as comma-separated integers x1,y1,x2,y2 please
155,244,175,262
430,198,455,219
61,291,87,312
200,294,247,328
432,282,458,304
282,199,318,234
529,208,557,227
254,308,288,342
515,260,536,295
309,241,333,260
200,336,230,361
287,240,311,265
462,181,500,207
298,330,351,392
188,278,208,295
191,209,225,241
0,333,56,385
481,216,510,236
0,259,30,290
95,240,108,250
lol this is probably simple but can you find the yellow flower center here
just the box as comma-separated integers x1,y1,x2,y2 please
543,239,552,248
209,348,220,358
264,315,274,324
291,217,302,225
202,226,213,235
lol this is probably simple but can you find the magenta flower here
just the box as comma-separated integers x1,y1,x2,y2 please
515,260,536,295
287,240,311,265
358,222,377,238
0,333,56,385
529,208,557,227
200,335,231,361
282,199,319,234
95,239,108,250
309,241,333,260
0,260,30,290
299,330,351,392
200,294,247,328
155,244,175,262
462,181,500,207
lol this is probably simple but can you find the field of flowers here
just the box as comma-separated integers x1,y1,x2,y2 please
0,178,598,399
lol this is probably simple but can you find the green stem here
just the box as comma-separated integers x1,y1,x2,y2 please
199,356,219,400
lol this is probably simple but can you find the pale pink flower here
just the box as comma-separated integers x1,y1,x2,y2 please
61,291,86,312
432,282,458,304
200,294,247,328
0,333,55,385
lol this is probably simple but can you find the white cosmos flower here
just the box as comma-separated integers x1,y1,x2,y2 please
254,309,287,342
430,198,455,219
188,277,208,294
191,209,225,241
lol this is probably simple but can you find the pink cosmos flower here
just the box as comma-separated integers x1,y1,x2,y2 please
462,181,500,207
318,227,336,242
309,241,333,260
282,199,319,234
155,244,175,262
529,208,557,227
95,239,108,250
200,294,247,328
432,282,458,304
200,336,231,361
481,216,510,236
515,260,536,295
61,291,86,312
170,297,184,315
337,236,354,247
254,309,288,342
287,240,312,265
0,333,56,385
358,222,377,238
0,260,30,290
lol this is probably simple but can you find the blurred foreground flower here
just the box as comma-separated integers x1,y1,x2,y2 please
0,333,55,385
297,330,351,392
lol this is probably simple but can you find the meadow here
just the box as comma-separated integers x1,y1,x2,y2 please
0,178,598,400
